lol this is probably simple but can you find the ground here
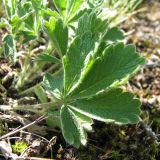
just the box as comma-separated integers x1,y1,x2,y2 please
0,0,160,160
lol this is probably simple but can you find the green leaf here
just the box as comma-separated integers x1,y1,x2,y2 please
43,72,63,99
11,11,34,35
3,0,17,19
16,30,37,44
72,109,93,132
63,32,97,93
53,0,85,22
36,53,61,64
68,43,145,99
70,88,141,124
68,8,88,23
66,0,85,20
0,18,10,29
103,27,124,44
16,2,34,31
93,27,124,57
46,111,61,128
3,34,17,63
42,8,61,20
17,1,32,17
60,105,87,148
34,86,48,103
44,17,68,56
76,11,107,37
52,0,67,17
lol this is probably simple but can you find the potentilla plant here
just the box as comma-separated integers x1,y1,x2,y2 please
39,1,145,147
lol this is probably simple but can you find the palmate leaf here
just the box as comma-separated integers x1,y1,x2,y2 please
44,17,68,56
68,43,145,99
60,105,89,148
70,88,141,124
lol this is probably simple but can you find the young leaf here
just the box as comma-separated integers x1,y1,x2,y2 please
68,43,145,99
16,2,34,31
60,105,87,148
3,34,17,63
63,32,97,93
44,17,68,56
3,0,17,19
36,53,61,64
42,8,61,20
34,86,48,103
70,88,141,124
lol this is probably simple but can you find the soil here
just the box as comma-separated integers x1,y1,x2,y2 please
1,0,160,160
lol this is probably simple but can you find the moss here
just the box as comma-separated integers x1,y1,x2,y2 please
12,141,28,155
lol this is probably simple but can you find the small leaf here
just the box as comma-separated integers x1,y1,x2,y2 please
46,111,61,128
68,43,145,99
16,2,34,31
60,105,87,148
36,53,61,64
34,86,48,103
44,17,68,56
0,18,10,29
71,89,141,124
16,30,37,44
42,8,61,20
3,34,17,63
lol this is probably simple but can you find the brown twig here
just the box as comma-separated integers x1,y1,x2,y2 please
0,114,47,140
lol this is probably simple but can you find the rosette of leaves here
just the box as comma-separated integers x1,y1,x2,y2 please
43,10,145,148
